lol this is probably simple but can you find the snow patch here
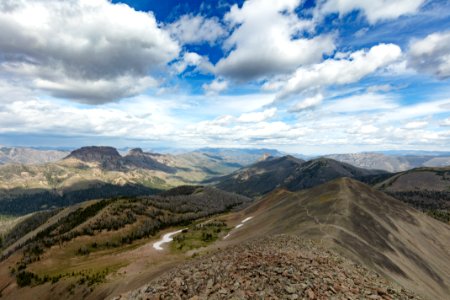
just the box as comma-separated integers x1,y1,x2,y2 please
153,229,185,251
223,216,253,240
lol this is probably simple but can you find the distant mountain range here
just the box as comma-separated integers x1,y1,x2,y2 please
0,146,255,215
325,152,450,172
0,147,68,165
2,146,450,173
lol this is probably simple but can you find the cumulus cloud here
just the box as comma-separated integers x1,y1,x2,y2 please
237,108,277,123
408,31,450,79
289,94,324,112
0,96,180,139
215,0,335,81
0,0,179,104
186,100,447,148
277,43,402,99
316,0,426,24
202,79,229,96
167,14,227,45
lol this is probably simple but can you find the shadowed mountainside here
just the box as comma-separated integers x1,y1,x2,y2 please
212,155,387,197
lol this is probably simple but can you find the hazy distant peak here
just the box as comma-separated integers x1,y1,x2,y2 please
127,148,145,156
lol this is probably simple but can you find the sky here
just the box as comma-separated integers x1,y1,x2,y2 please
0,0,450,154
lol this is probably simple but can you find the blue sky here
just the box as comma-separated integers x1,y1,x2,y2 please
0,0,449,154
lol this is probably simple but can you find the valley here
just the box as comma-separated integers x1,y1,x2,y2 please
0,146,256,216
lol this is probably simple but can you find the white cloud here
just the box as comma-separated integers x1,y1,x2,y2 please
378,99,450,123
408,30,450,79
325,93,399,113
167,14,227,45
404,121,428,129
190,93,275,118
348,124,379,134
211,115,235,125
1,83,449,153
0,96,181,139
367,84,394,93
215,0,335,81
440,118,450,127
277,43,402,99
0,0,179,104
289,94,324,112
202,79,229,96
173,52,214,74
316,0,426,24
237,108,277,123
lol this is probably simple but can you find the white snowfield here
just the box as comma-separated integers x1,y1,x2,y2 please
153,229,185,251
224,216,253,239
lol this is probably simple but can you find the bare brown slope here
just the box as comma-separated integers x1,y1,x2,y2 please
227,178,450,300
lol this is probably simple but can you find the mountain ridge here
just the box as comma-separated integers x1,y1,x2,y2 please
213,155,387,197
223,177,450,299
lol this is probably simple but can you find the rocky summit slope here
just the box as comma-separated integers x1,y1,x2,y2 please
119,235,419,300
